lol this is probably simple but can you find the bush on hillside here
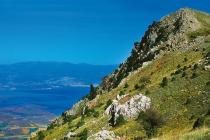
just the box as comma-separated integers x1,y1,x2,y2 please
137,109,164,137
206,81,210,86
182,71,187,77
83,107,99,118
135,84,140,90
183,66,187,71
62,114,75,124
177,64,181,69
76,117,85,128
175,69,182,74
119,91,125,96
79,128,88,140
93,111,99,118
193,117,205,129
191,72,197,79
160,77,168,87
193,64,198,70
38,131,45,140
115,114,126,127
171,77,176,81
124,83,129,88
139,76,151,85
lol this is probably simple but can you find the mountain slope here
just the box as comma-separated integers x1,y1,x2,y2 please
31,8,210,140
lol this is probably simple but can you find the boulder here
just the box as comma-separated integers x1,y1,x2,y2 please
105,93,151,120
65,131,77,138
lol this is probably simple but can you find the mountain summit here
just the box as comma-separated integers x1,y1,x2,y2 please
31,8,210,140
100,8,204,91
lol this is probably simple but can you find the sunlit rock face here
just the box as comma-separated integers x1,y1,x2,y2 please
105,93,151,121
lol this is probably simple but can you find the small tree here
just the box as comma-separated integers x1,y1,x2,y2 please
88,84,97,100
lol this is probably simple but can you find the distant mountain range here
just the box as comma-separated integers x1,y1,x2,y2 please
0,62,117,90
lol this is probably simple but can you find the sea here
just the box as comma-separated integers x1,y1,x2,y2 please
0,87,89,140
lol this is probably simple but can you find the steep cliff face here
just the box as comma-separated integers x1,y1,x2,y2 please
31,8,210,140
100,8,201,91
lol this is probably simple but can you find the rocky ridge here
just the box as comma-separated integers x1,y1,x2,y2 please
99,8,202,91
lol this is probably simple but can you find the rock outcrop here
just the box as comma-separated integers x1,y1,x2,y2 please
105,93,151,122
65,131,77,139
87,130,119,140
99,8,202,91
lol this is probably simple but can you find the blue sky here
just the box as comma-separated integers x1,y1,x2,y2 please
0,0,209,65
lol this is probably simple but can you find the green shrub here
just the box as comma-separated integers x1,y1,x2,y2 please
184,57,188,62
175,69,182,74
119,91,125,96
77,117,85,128
93,111,99,118
183,66,187,71
63,115,75,124
182,71,187,77
160,77,168,87
177,64,181,69
79,128,88,140
124,83,129,88
206,81,210,86
191,72,198,79
137,109,164,137
38,131,45,140
105,99,112,110
83,107,100,118
115,114,126,127
193,117,205,129
139,77,151,85
171,77,176,81
135,84,140,90
193,64,198,70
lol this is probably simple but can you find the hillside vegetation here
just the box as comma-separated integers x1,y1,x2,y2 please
31,8,210,140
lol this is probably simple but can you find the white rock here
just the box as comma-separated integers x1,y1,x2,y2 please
65,131,77,138
87,130,119,140
105,93,151,119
